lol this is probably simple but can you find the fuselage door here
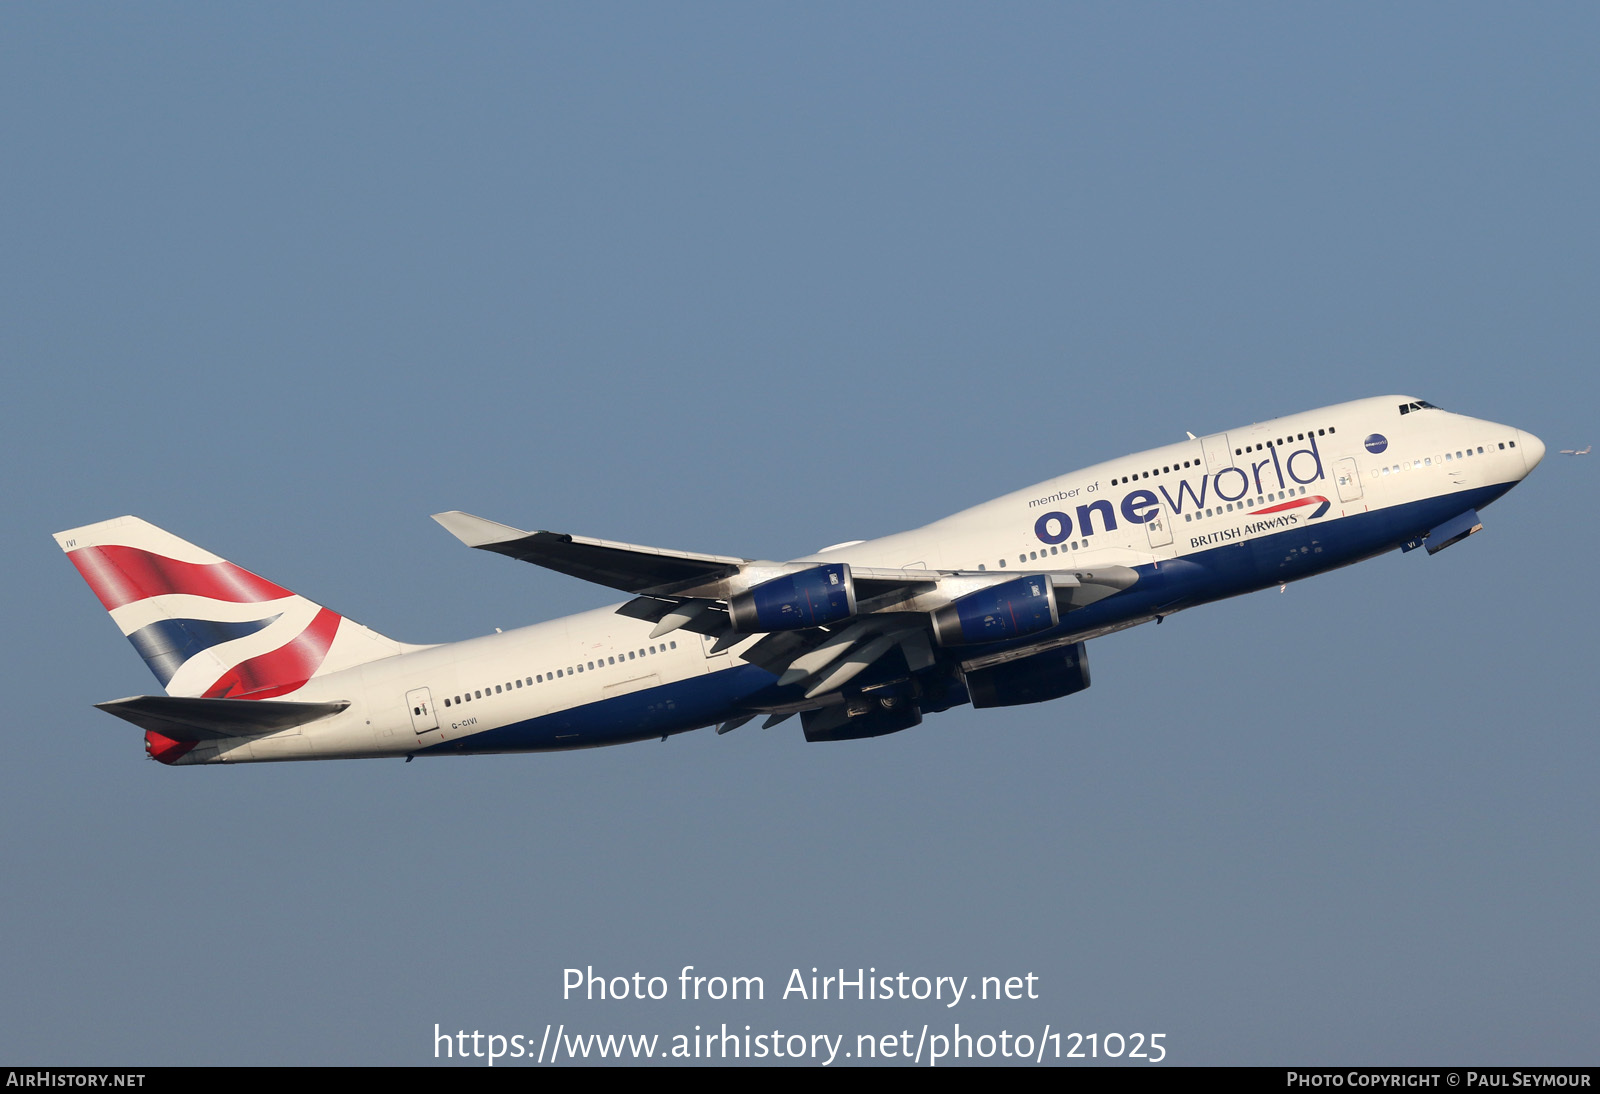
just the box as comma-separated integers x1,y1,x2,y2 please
1335,457,1363,502
1144,505,1173,548
406,687,438,734
1203,434,1235,473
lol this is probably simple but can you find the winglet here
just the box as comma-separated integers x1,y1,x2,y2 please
431,511,531,548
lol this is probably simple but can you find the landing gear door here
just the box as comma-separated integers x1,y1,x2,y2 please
405,687,438,734
1335,457,1363,502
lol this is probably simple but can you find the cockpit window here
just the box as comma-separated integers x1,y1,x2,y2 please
1398,400,1441,415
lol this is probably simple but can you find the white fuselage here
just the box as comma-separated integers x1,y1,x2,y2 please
186,396,1543,763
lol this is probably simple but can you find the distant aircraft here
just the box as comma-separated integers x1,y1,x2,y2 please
1560,446,1590,455
56,396,1544,765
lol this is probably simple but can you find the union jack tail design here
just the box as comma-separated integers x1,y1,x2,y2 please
54,516,409,700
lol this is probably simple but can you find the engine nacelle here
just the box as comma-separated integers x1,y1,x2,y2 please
965,642,1090,708
728,563,856,633
930,575,1059,647
801,690,922,742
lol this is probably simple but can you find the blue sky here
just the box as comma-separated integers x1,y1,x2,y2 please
2,4,1595,1065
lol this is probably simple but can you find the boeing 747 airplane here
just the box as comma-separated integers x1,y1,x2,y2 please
57,396,1543,765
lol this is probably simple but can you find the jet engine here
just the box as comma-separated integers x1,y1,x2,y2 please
964,642,1090,708
930,575,1058,647
801,689,922,742
728,563,857,633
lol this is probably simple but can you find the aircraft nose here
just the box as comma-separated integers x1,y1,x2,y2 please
1518,430,1545,474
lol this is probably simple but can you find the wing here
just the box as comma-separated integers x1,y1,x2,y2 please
432,511,749,596
432,510,1139,702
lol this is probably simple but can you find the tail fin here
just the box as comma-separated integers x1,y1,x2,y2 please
55,516,411,699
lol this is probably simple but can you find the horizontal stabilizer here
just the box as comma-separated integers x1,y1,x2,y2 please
95,695,351,741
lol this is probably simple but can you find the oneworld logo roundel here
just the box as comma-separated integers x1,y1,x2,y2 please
1364,433,1388,454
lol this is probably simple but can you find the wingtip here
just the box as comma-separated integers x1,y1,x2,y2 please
430,511,533,548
